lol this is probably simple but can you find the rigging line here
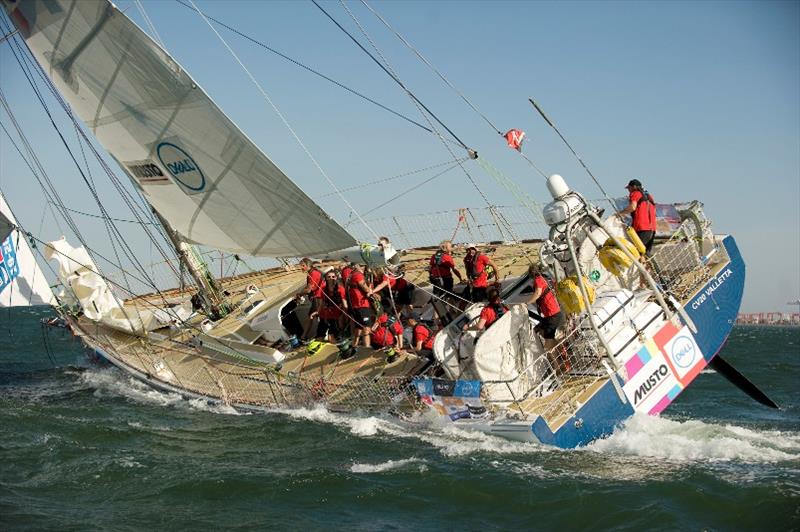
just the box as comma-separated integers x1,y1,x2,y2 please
70,121,137,297
8,21,172,249
350,161,462,221
337,1,495,213
2,38,165,297
317,158,467,198
311,0,470,152
24,42,170,241
171,0,454,143
187,0,378,242
21,236,274,367
23,230,172,304
0,100,85,243
11,31,182,287
529,98,619,213
49,202,159,225
359,0,551,185
133,0,165,49
359,0,502,136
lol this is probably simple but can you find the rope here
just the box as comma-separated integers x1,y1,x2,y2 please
134,0,166,49
345,160,463,222
313,0,470,152
335,1,496,217
529,98,619,213
359,1,552,184
317,159,465,198
1,22,181,300
187,0,378,242
171,0,455,143
359,0,502,136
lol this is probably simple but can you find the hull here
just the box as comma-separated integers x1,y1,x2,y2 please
445,235,745,448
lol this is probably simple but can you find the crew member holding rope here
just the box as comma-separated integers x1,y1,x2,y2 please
618,179,657,256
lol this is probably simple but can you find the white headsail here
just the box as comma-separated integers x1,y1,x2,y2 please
0,193,55,307
4,0,356,257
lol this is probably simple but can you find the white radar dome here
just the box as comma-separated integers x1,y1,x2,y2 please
547,174,570,199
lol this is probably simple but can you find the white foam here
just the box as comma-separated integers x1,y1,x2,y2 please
588,413,800,463
80,368,245,416
350,458,427,473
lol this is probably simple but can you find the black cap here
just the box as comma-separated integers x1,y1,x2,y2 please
626,179,642,189
409,312,421,321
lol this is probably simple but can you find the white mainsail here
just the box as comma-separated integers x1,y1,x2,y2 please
5,0,356,257
0,193,55,307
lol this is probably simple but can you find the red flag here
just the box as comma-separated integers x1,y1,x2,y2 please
504,129,526,151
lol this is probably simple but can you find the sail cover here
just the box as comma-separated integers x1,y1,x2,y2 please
5,0,356,257
0,193,55,307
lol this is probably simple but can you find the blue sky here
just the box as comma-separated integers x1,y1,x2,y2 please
1,0,798,312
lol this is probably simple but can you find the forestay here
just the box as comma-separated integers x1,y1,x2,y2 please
6,0,356,257
0,193,55,307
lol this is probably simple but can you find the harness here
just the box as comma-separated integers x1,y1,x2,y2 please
491,302,508,321
634,188,657,227
465,253,483,280
433,250,445,266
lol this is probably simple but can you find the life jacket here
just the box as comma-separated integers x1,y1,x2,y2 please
465,253,483,280
491,302,508,321
639,189,655,205
634,189,656,225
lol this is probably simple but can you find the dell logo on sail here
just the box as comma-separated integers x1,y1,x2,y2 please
156,142,206,194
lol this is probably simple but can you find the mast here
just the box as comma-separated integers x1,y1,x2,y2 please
154,210,225,319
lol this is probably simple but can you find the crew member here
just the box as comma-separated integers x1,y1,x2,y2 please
296,258,325,339
371,312,404,350
462,287,508,332
526,264,564,350
312,270,348,343
618,179,657,256
371,268,414,314
429,240,463,298
347,263,373,347
463,244,499,302
407,312,436,358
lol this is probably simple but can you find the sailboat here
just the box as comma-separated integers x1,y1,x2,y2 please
0,0,771,449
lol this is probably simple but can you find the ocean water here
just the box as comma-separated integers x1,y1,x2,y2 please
1,306,798,530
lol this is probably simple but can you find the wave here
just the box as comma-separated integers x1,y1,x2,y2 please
350,458,427,473
588,413,800,463
76,369,800,468
79,367,245,416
